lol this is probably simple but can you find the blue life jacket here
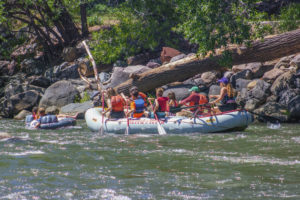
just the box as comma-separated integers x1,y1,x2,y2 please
134,96,145,113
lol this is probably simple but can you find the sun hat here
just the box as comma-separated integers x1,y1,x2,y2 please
189,86,200,92
218,77,229,84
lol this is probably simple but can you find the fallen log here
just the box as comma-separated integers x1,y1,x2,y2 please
115,28,300,94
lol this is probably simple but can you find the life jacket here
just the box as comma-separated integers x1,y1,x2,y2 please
221,94,236,105
198,94,208,105
157,97,168,112
133,95,145,113
111,95,124,112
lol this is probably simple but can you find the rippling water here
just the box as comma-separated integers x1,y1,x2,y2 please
0,119,299,199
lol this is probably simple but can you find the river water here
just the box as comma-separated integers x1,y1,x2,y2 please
0,119,299,200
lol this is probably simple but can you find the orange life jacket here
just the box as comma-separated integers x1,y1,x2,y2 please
111,95,124,112
198,94,208,105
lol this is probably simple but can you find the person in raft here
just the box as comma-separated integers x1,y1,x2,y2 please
127,86,149,118
209,77,237,112
32,106,38,119
167,91,179,115
179,86,208,114
102,87,126,119
32,107,47,128
148,87,169,118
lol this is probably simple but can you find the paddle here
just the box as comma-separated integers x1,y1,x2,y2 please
99,91,105,135
121,93,130,135
149,100,167,135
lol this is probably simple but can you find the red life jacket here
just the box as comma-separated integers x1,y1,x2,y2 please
157,97,169,112
111,95,124,112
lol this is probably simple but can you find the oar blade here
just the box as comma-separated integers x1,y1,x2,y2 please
99,125,104,135
157,123,167,135
125,126,130,135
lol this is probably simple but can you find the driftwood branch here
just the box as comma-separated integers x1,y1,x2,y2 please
82,40,102,91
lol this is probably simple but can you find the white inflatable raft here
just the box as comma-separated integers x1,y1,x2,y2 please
85,108,253,134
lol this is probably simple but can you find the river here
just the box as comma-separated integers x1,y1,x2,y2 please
0,119,299,199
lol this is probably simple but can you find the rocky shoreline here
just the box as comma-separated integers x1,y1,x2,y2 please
1,31,300,122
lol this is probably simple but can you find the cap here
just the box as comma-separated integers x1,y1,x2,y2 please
218,77,229,84
189,86,200,92
129,86,138,92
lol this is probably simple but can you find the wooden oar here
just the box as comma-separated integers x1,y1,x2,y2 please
149,100,167,135
99,91,105,135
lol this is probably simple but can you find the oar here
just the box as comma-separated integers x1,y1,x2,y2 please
99,91,105,135
121,93,130,135
149,100,167,135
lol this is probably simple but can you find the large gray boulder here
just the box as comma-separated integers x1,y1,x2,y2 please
60,101,94,119
0,90,41,117
162,84,194,101
44,62,79,83
39,80,79,108
105,65,151,89
255,102,289,122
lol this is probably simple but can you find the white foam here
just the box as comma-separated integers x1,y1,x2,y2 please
7,150,45,156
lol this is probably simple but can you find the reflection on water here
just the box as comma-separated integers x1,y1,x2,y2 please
0,119,299,199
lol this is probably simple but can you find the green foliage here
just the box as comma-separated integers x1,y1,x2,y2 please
175,0,252,57
74,92,91,103
278,3,300,31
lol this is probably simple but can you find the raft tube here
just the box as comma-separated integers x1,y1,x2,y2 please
85,108,253,134
25,115,76,129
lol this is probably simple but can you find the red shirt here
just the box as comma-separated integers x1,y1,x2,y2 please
157,97,169,112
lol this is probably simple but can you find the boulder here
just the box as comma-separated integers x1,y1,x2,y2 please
170,54,187,63
14,110,32,120
201,71,218,85
250,79,271,102
270,71,295,96
105,65,151,89
62,47,77,62
146,62,161,69
162,84,194,101
20,58,46,76
0,90,41,117
274,55,294,69
0,60,17,76
278,89,299,106
288,96,300,119
60,101,94,119
11,43,37,61
208,84,221,97
230,69,252,88
255,102,289,122
244,98,261,111
235,78,252,92
45,106,59,115
160,47,182,63
39,80,80,108
262,68,284,82
44,62,79,82
290,54,300,69
27,75,50,88
232,62,271,78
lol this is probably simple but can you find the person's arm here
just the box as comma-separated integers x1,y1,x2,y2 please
211,88,227,104
102,99,112,114
179,94,193,105
153,99,159,113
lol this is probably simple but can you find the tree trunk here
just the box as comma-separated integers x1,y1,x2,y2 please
80,3,89,38
115,28,300,95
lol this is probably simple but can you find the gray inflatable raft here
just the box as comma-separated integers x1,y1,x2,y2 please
85,108,253,134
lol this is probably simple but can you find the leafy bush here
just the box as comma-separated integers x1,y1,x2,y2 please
278,3,300,31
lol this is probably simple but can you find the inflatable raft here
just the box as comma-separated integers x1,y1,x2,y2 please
85,108,253,134
25,114,76,129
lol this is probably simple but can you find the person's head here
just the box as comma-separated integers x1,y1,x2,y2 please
168,92,176,100
129,86,139,97
218,77,229,87
37,107,45,118
156,87,164,97
189,86,200,93
106,87,116,98
32,106,38,114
